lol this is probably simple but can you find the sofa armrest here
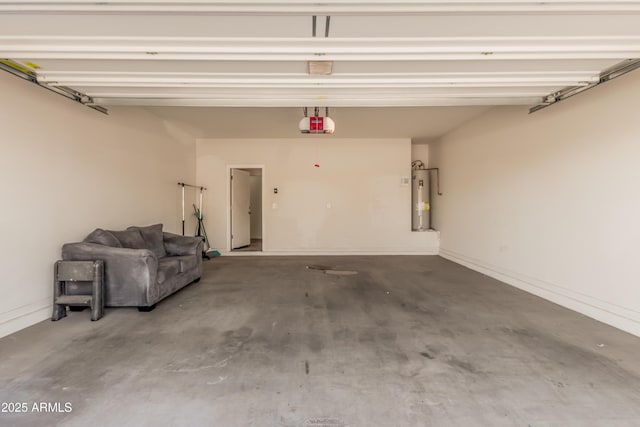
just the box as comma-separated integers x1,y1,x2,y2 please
163,232,202,256
61,242,159,306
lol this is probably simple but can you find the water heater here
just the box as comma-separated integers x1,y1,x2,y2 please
412,169,430,231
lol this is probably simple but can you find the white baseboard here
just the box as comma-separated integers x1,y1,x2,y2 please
222,249,440,256
439,248,640,337
0,298,51,339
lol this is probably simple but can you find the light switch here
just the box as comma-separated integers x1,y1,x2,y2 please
272,203,278,210
326,202,332,209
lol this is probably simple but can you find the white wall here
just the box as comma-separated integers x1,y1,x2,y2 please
411,143,429,165
430,71,640,337
197,138,439,254
0,72,196,338
249,175,263,239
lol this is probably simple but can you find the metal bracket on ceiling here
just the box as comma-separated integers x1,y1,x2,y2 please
530,58,640,114
311,15,331,38
301,106,330,117
0,59,108,115
0,59,37,82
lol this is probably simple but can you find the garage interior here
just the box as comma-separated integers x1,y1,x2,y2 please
1,2,640,426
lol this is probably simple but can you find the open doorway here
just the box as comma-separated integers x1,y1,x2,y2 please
230,167,263,252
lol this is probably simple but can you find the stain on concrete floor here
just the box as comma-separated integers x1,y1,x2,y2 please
1,256,640,427
307,264,359,276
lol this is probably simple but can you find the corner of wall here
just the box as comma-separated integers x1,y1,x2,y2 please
0,74,198,338
432,72,640,337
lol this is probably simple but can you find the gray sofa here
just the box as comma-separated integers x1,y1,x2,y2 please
62,224,202,311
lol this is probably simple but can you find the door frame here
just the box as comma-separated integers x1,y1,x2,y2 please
227,164,265,252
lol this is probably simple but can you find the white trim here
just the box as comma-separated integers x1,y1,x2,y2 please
0,298,51,339
227,164,265,253
220,249,439,256
439,248,640,337
5,2,640,15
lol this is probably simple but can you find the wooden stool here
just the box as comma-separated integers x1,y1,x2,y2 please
52,260,104,321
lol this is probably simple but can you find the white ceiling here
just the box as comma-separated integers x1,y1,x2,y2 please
1,1,640,110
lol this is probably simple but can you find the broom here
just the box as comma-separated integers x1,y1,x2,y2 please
193,204,220,257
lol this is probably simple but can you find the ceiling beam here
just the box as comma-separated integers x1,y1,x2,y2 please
35,71,603,77
42,80,592,88
3,1,640,15
91,96,542,107
4,35,640,50
80,88,552,98
36,70,600,86
5,52,636,62
3,36,639,61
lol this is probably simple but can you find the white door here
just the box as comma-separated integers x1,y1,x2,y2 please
231,169,251,249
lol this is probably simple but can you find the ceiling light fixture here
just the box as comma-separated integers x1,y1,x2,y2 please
307,61,333,75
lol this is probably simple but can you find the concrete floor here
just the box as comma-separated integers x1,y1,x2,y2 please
1,256,640,427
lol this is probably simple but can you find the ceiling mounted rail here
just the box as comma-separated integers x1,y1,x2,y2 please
529,58,640,113
3,1,640,15
0,59,108,113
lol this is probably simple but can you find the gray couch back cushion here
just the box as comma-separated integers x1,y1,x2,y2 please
109,229,148,250
84,228,123,248
128,224,167,258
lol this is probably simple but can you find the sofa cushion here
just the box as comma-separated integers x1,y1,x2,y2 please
83,228,123,248
157,258,180,284
172,255,198,273
128,224,166,258
108,229,148,250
